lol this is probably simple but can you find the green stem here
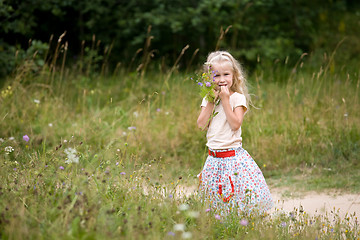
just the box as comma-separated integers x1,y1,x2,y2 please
201,99,220,131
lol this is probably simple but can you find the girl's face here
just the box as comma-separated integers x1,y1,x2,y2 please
211,62,234,92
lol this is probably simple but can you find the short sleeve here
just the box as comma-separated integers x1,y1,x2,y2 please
201,97,208,108
232,93,247,112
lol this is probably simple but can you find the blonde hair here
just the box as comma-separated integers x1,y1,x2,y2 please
204,51,251,108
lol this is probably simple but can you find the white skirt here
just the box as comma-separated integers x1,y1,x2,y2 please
198,147,274,214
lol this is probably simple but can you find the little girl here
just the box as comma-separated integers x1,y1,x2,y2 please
197,51,273,214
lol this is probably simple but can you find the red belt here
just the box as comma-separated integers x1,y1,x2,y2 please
208,149,235,158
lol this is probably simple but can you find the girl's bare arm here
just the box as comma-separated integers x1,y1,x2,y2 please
197,102,215,130
219,86,245,131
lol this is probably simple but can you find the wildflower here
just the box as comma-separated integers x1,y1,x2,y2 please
173,223,185,232
169,194,173,198
0,138,4,142
188,211,199,218
128,126,136,131
344,113,348,117
63,139,68,143
5,146,14,154
167,231,175,236
64,148,79,164
34,99,40,104
1,86,13,98
116,162,119,166
205,81,211,87
8,137,15,141
23,135,29,142
156,108,161,112
133,112,139,118
59,166,64,170
48,123,53,127
281,222,287,227
240,219,249,226
13,168,17,171
215,214,221,220
179,204,189,211
120,172,126,175
198,82,203,86
205,208,211,212
182,232,192,239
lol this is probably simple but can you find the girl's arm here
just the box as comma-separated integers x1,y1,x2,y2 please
219,86,246,131
197,102,215,130
197,90,220,130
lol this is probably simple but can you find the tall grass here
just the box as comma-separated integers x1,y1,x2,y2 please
0,40,359,238
244,55,360,190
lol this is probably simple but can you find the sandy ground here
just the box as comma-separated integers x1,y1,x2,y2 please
174,185,360,220
271,188,360,219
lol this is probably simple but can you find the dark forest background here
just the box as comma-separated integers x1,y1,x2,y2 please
1,0,360,77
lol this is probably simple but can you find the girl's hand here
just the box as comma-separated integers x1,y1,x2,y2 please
213,89,220,102
219,85,230,100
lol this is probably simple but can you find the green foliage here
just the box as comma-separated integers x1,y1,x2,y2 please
0,40,48,78
1,0,359,77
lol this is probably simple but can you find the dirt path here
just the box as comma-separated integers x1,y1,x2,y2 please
175,185,360,219
271,188,360,219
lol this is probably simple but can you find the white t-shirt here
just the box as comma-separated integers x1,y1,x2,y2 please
201,92,247,150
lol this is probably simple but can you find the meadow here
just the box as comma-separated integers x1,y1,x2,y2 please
0,46,359,239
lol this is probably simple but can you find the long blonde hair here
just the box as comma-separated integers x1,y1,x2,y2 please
204,51,251,108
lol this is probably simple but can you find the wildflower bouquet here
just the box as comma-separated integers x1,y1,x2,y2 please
196,70,217,103
193,68,220,129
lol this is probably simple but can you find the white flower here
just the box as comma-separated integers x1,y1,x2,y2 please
182,232,192,239
187,211,199,218
63,139,68,143
0,138,4,143
133,111,139,118
34,99,40,104
5,146,14,154
173,223,185,232
48,123,53,127
8,137,15,141
64,148,79,164
179,204,189,211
